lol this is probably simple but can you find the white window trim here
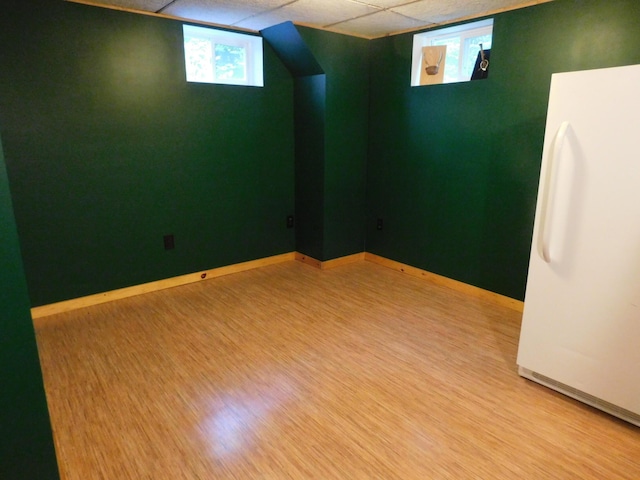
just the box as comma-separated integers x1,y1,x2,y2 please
411,19,493,86
183,25,264,87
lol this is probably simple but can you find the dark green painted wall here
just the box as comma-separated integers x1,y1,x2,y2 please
268,26,368,262
0,133,59,478
294,74,326,260
298,28,369,261
367,0,640,300
0,0,295,306
0,1,638,303
1,0,640,474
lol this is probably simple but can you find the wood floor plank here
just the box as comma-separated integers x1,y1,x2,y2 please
34,261,640,479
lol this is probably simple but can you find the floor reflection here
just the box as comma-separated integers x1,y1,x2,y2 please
199,375,297,459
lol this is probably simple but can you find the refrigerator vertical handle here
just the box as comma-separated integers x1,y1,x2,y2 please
537,121,570,263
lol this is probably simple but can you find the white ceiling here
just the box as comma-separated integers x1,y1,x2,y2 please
73,0,552,38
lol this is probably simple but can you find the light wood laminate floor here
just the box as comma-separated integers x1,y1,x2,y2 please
35,261,640,479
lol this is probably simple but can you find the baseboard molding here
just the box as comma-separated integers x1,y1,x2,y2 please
294,252,322,269
31,250,523,319
364,253,524,312
31,252,296,319
295,252,365,270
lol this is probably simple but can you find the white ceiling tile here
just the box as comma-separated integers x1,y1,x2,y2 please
290,0,380,24
163,0,291,26
331,10,428,38
350,0,416,8
234,12,295,30
229,0,294,7
237,0,379,29
392,0,524,24
163,2,255,24
83,0,548,38
90,0,171,13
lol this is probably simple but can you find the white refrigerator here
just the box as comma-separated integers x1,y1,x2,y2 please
517,64,640,426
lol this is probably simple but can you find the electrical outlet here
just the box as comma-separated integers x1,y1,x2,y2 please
287,215,294,228
376,218,383,231
163,234,175,250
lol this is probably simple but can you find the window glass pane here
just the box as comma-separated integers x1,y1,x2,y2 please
214,44,246,82
433,37,460,83
184,36,214,83
411,19,493,86
182,25,263,87
462,34,492,81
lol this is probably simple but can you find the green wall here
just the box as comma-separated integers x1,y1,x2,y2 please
0,0,295,306
0,133,59,478
1,0,638,305
298,28,369,261
366,0,640,300
294,74,327,260
1,0,640,474
267,25,368,263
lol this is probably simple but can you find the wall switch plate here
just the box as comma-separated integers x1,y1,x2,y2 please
377,218,383,231
287,215,294,228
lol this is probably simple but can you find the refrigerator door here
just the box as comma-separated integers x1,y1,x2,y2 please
517,64,640,421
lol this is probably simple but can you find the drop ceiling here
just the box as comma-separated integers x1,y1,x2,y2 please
72,0,553,38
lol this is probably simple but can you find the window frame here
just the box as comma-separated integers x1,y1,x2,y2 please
182,24,264,87
411,19,494,86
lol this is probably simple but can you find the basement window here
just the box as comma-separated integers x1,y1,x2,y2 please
183,25,264,87
411,19,493,86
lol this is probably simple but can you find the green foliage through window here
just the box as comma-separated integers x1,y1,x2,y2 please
183,25,263,87
184,36,214,83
